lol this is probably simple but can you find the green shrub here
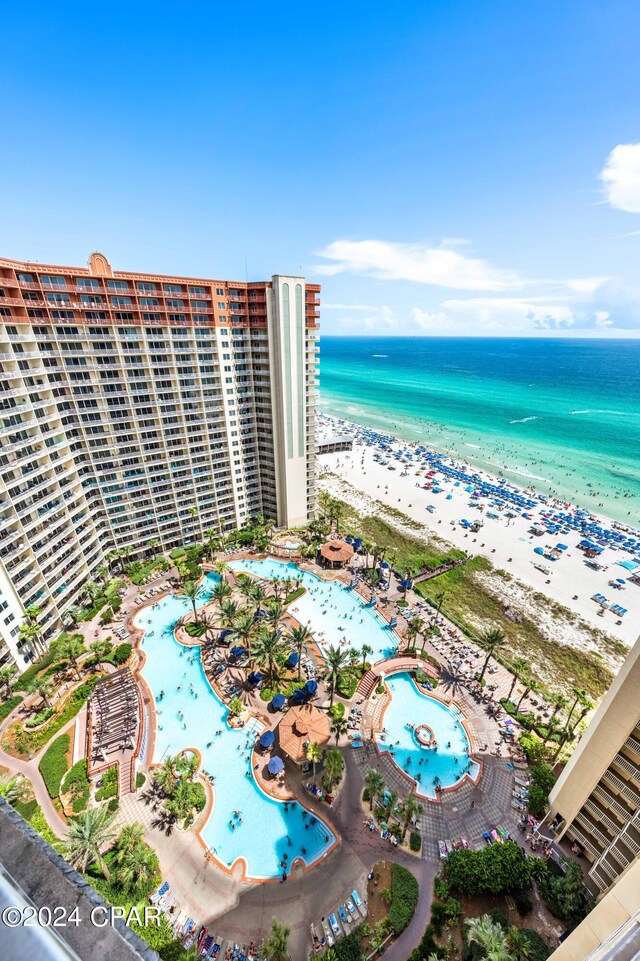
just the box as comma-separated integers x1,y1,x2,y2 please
0,695,23,720
192,782,206,812
63,759,90,813
112,643,132,665
520,929,552,961
388,862,419,935
330,930,363,961
107,798,119,813
14,798,37,821
362,787,371,803
532,860,588,924
284,586,305,605
21,675,99,753
135,772,146,790
445,841,532,897
79,599,108,621
38,733,71,797
409,830,422,852
95,765,119,801
14,652,58,691
170,547,186,560
25,706,56,728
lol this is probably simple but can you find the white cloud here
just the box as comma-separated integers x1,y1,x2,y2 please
326,304,400,333
314,239,522,291
321,303,377,311
410,308,452,331
600,143,640,213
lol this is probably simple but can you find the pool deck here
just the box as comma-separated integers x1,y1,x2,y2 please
102,552,527,954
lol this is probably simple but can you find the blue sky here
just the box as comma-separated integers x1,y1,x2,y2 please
2,0,640,335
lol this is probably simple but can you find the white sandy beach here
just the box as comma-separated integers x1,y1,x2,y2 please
318,416,639,653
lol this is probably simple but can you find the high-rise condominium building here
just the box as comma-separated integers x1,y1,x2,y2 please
0,252,320,671
547,635,640,895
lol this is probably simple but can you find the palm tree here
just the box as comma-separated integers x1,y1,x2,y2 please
37,677,54,708
114,822,145,861
564,687,590,733
516,677,532,712
506,926,533,961
331,717,348,746
252,628,285,685
0,774,27,806
218,599,241,631
115,839,159,896
247,581,267,615
434,589,447,618
90,639,113,662
264,917,291,961
364,769,385,811
234,610,256,661
359,643,373,673
546,690,569,736
211,579,232,607
322,748,345,790
306,741,323,785
0,664,16,699
400,794,423,840
153,756,178,795
477,627,506,682
204,529,221,560
56,634,85,680
324,644,351,707
466,915,511,961
506,657,528,702
287,625,312,679
235,573,255,602
63,604,85,628
179,579,200,624
263,599,284,631
405,618,420,652
62,806,117,881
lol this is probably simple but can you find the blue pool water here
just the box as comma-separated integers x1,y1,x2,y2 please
375,672,480,800
227,558,399,661
136,574,336,880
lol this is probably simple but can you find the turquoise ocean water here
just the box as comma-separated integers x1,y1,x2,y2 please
319,338,640,525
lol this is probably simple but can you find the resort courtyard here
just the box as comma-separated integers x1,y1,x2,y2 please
0,527,555,960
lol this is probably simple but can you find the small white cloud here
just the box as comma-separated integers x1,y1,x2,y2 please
410,308,452,331
314,239,522,291
600,143,640,213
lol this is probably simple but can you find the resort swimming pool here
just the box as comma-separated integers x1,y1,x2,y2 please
375,672,480,800
227,558,399,662
136,575,336,880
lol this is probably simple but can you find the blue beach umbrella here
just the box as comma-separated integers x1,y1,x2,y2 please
267,756,284,776
304,679,318,695
231,645,246,658
247,671,263,686
286,651,299,667
270,693,286,710
259,729,275,749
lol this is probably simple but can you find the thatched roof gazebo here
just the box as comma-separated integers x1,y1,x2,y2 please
318,539,355,568
276,704,331,763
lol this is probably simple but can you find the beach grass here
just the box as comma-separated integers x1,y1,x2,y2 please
331,491,614,697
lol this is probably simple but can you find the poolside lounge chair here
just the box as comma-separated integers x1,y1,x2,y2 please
339,906,349,925
329,913,341,936
346,898,356,917
321,920,334,946
351,890,366,917
438,840,448,859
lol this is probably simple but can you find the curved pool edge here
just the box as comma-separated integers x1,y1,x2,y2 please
131,588,339,883
373,672,483,803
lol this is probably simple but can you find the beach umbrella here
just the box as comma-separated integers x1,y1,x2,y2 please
267,756,285,776
259,729,275,749
304,679,318,695
271,693,286,710
286,651,299,667
219,629,233,641
291,688,307,705
231,645,246,658
247,671,263,686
